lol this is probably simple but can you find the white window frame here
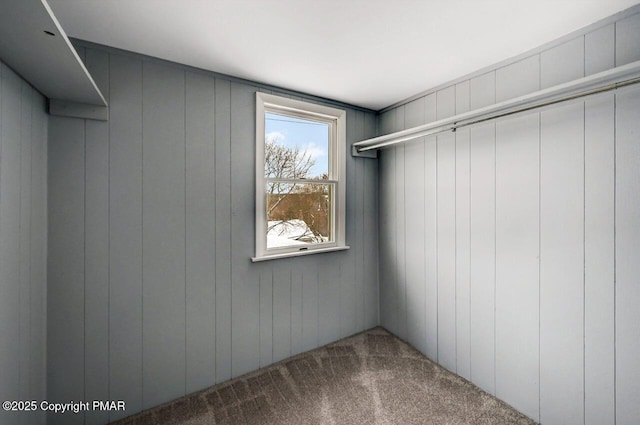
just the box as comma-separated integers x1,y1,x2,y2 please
252,93,348,262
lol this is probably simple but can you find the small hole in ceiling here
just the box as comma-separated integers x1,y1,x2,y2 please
44,30,55,36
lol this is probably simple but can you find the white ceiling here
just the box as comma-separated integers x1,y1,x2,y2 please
47,0,639,110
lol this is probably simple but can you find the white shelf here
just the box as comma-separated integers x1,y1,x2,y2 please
0,0,107,114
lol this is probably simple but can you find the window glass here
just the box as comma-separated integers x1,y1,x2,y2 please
264,112,329,179
266,182,333,249
264,112,332,249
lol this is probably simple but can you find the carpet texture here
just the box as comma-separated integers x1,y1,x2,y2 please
112,328,537,425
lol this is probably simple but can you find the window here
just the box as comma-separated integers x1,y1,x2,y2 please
253,93,347,261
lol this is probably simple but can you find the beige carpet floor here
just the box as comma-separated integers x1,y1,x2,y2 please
112,327,537,425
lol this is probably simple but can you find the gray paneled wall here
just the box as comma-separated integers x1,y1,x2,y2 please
46,42,379,424
377,9,640,425
0,61,48,425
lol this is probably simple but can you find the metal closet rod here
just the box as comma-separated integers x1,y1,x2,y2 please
353,60,640,153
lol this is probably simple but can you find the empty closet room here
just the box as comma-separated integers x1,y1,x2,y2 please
0,1,639,424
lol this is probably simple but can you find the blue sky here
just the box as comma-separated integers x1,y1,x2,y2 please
265,112,328,178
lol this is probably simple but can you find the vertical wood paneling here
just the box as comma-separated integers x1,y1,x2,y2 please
584,94,615,425
378,108,394,135
455,81,470,115
291,271,303,355
230,81,260,377
378,124,395,333
142,62,186,408
615,13,640,66
494,58,541,421
1,66,23,417
19,81,32,409
585,25,615,76
48,116,85,425
301,264,319,352
377,147,390,333
495,114,540,421
340,109,358,339
108,53,143,421
0,67,7,423
185,71,216,393
436,86,456,372
584,26,616,425
423,93,438,362
381,108,395,331
468,122,495,395
469,70,496,395
394,106,407,340
541,38,584,89
318,260,340,346
83,47,110,425
363,112,378,329
540,103,584,425
353,110,365,335
615,86,640,425
0,62,47,425
496,56,539,102
404,98,426,354
381,108,397,336
273,268,292,362
30,93,47,425
214,78,232,383
436,87,456,119
469,72,495,109
454,80,471,380
259,269,273,366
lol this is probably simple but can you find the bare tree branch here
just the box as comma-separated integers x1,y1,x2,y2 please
265,137,329,242
265,139,316,215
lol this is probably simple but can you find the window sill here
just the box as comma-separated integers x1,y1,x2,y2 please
251,245,350,263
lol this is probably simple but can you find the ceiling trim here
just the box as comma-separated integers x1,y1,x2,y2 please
378,3,640,114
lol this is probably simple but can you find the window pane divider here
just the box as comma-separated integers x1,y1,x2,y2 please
265,178,337,184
